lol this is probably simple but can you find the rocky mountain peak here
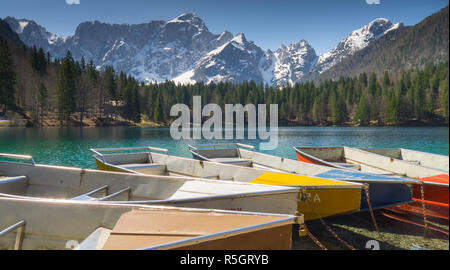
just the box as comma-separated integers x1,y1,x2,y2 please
167,13,207,31
4,13,403,86
273,39,317,86
311,18,403,76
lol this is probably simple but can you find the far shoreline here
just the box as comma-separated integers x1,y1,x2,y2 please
1,111,448,128
1,121,448,129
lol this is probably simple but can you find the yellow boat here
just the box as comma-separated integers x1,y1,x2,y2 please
250,172,362,220
91,147,362,221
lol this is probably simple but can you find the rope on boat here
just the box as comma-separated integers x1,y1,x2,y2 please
301,223,327,250
363,183,380,235
301,187,356,250
419,181,428,238
295,192,327,250
317,215,356,250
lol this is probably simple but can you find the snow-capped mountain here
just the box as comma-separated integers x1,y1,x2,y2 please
173,32,271,84
4,16,68,51
311,18,403,75
272,40,317,86
5,14,237,83
4,14,402,85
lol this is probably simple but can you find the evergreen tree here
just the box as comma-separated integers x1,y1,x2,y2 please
0,39,16,113
368,73,377,96
153,91,163,123
440,77,449,120
312,94,327,124
332,94,347,125
29,46,47,75
37,83,48,125
56,51,77,121
387,91,400,124
354,93,371,125
382,71,391,96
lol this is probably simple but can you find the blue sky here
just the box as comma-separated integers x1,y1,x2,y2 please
0,0,448,54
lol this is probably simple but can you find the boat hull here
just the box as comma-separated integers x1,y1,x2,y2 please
315,169,414,211
0,161,301,220
95,159,129,173
0,197,296,250
393,174,449,220
295,148,339,167
295,146,449,178
191,146,414,212
249,172,361,221
95,156,361,221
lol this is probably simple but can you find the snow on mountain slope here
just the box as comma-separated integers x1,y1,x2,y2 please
4,17,68,51
174,33,271,84
4,14,402,86
272,40,317,86
312,18,403,75
5,14,236,82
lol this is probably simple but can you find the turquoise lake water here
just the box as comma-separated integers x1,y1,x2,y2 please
0,126,448,169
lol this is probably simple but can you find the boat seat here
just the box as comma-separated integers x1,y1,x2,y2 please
0,176,27,196
0,220,26,250
71,186,131,201
334,163,361,170
120,163,166,175
71,185,109,201
102,209,202,250
97,187,131,201
75,227,112,250
210,158,252,167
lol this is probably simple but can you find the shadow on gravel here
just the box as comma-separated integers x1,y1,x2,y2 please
292,210,449,250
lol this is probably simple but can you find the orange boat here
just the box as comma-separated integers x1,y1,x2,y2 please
391,174,449,220
294,146,449,220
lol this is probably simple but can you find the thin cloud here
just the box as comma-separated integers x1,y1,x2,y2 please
66,0,80,5
365,0,381,4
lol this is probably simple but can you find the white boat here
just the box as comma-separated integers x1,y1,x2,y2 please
0,197,297,250
187,143,417,211
294,146,449,178
357,148,449,178
0,153,301,219
91,146,363,221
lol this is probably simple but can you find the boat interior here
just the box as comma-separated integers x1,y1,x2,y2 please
186,145,422,187
92,147,269,180
187,144,356,176
360,148,449,172
188,143,282,170
91,147,365,189
294,147,364,170
296,147,449,178
191,146,253,166
0,155,294,203
0,197,295,250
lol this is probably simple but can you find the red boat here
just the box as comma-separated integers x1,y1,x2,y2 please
392,174,449,220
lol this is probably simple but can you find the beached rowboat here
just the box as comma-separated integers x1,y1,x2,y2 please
91,147,362,221
187,144,416,211
0,153,301,219
359,148,448,174
294,147,448,178
390,174,449,220
293,147,449,219
0,197,297,250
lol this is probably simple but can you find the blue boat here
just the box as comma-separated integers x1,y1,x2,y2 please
315,170,414,210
